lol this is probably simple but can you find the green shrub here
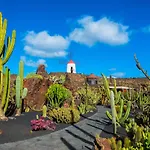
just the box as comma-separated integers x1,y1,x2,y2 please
45,83,72,108
26,73,43,80
78,103,96,114
49,75,66,84
76,86,101,105
48,106,80,124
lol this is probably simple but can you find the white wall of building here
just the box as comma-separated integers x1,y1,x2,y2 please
67,63,76,73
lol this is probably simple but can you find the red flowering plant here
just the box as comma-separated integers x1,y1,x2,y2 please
31,116,56,131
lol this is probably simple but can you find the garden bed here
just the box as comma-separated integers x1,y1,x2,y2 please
0,108,97,144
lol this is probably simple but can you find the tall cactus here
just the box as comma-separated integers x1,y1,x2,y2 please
0,12,16,120
106,94,131,126
101,74,121,104
110,90,117,134
0,67,10,120
15,60,28,116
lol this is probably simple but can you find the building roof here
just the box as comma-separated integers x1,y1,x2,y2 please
68,60,75,64
87,73,98,79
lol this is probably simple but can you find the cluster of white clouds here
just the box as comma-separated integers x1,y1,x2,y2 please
22,15,149,69
69,16,129,46
24,31,69,58
22,15,131,67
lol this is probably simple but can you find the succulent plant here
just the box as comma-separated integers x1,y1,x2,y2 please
0,12,16,120
49,106,80,124
30,116,56,131
42,105,47,118
106,91,131,127
45,83,72,108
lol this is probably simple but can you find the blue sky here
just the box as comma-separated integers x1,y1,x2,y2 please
1,0,150,78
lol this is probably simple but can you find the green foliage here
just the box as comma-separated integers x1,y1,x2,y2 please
125,118,138,133
134,54,150,80
15,60,28,110
26,73,43,80
106,91,131,127
76,86,100,114
76,86,100,106
78,103,96,114
101,74,110,102
124,137,131,148
15,76,21,108
135,126,143,143
49,75,66,84
124,118,150,150
101,74,122,105
49,106,80,124
0,12,16,118
133,91,150,127
42,105,47,118
45,83,72,109
109,91,117,134
2,67,10,113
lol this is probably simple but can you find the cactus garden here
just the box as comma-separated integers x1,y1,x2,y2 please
0,11,150,150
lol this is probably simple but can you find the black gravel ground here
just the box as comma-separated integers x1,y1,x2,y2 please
0,109,97,144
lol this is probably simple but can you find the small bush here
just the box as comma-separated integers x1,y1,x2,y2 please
76,86,101,105
49,107,80,124
26,73,43,80
45,83,72,108
49,75,66,84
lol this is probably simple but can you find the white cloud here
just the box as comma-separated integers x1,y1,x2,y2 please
111,72,125,78
109,68,116,71
69,16,130,46
23,31,70,58
20,56,48,67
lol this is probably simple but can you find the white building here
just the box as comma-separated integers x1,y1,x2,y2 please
67,60,76,73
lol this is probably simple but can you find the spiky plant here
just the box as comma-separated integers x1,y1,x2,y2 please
0,12,16,120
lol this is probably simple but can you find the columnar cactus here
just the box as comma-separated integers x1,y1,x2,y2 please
1,67,10,114
101,74,121,105
42,105,47,118
106,96,131,126
109,91,117,134
0,12,16,120
101,74,110,100
15,60,28,116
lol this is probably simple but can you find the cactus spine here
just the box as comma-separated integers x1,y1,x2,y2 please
15,60,28,116
0,12,16,120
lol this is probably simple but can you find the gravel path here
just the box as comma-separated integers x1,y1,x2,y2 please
0,106,109,150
